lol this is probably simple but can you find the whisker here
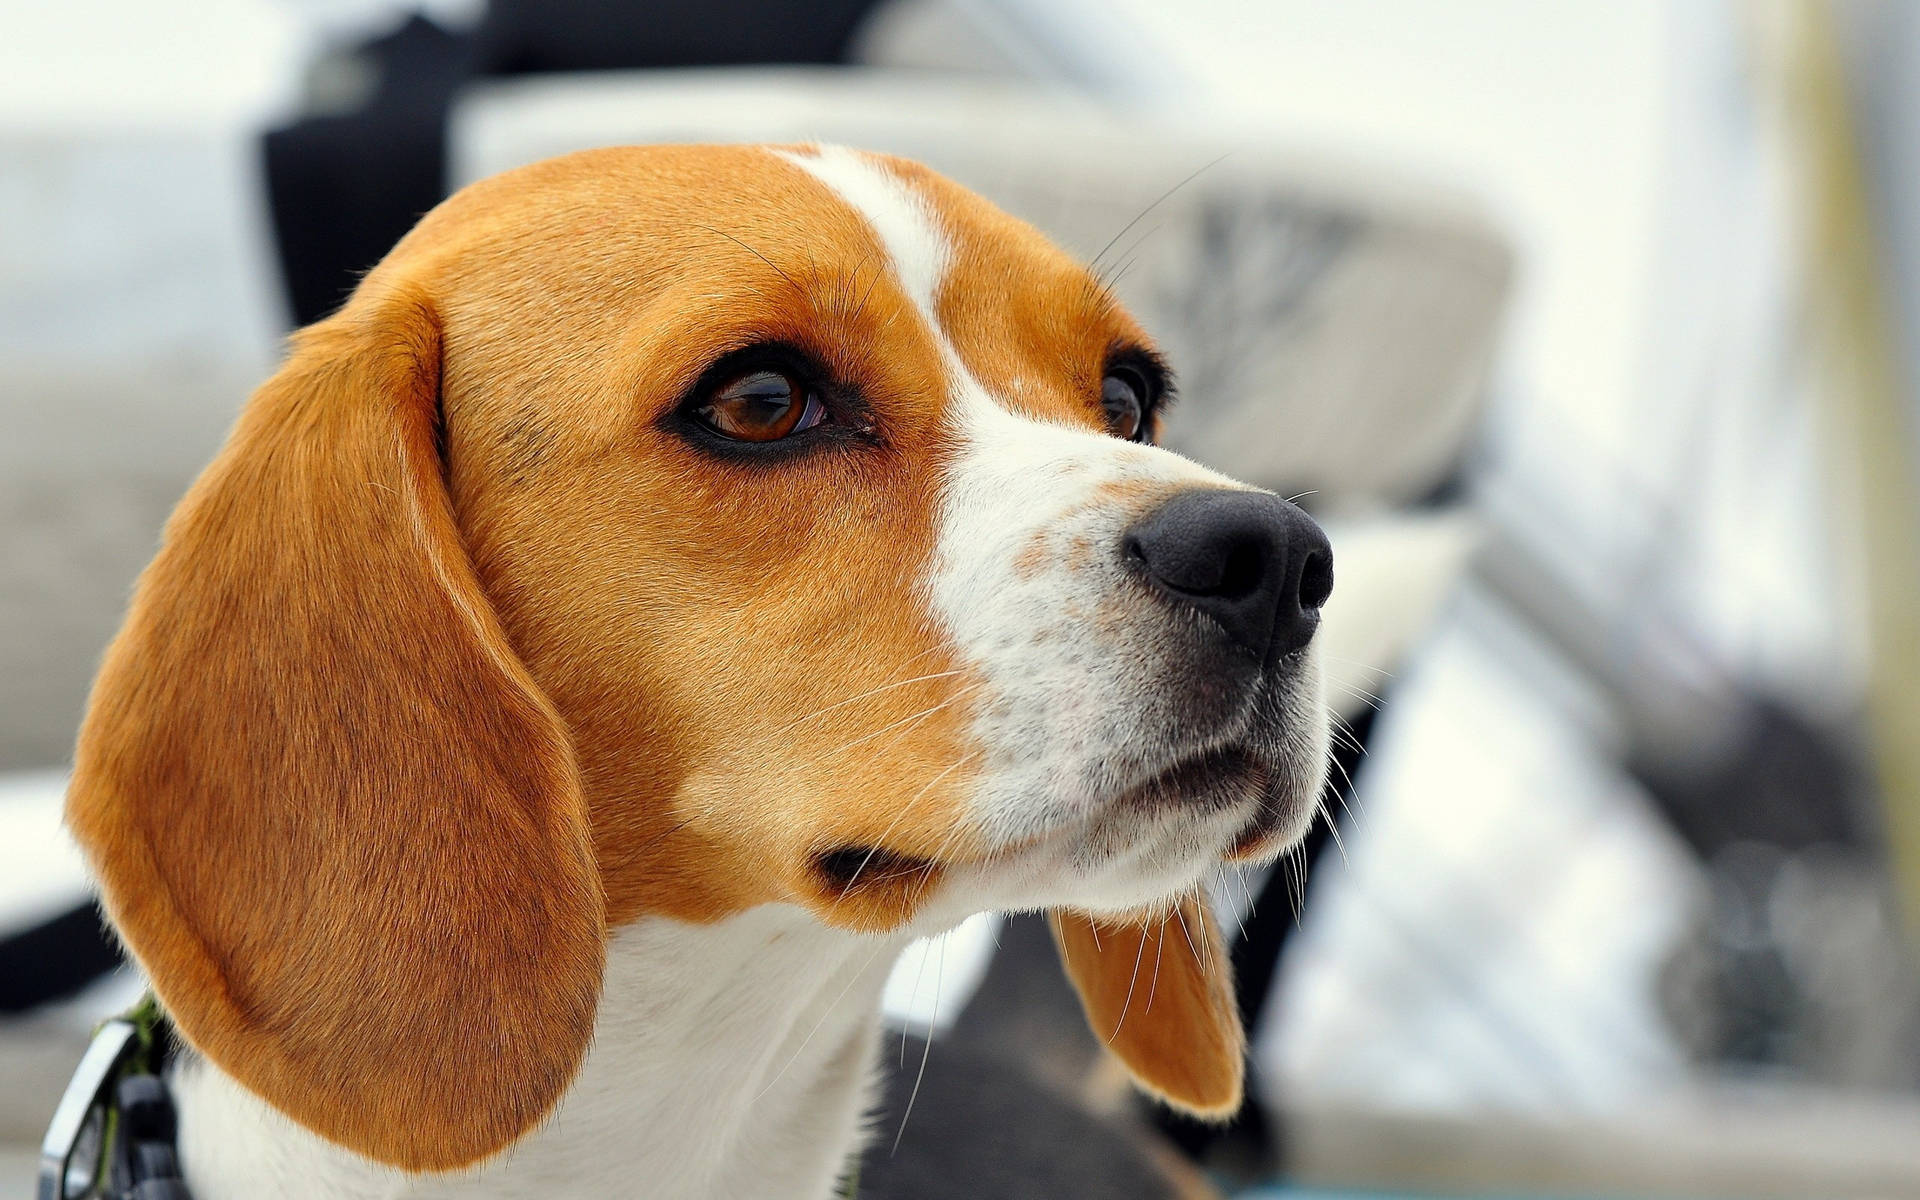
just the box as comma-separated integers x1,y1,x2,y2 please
632,812,701,853
852,249,887,323
1100,240,1154,297
906,819,973,907
698,224,801,292
1090,154,1229,277
824,681,985,759
1144,914,1168,1015
1326,681,1385,712
1320,799,1350,868
898,930,934,1068
1291,843,1308,925
1325,673,1390,706
1330,777,1366,832
1319,653,1396,682
1108,918,1151,1042
841,751,980,896
753,932,898,1102
1230,872,1252,942
776,664,960,734
1278,844,1302,925
892,932,947,1154
1171,903,1200,963
1332,713,1371,750
1325,752,1358,799
625,792,734,858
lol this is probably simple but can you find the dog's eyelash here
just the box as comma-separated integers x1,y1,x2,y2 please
1104,346,1175,442
664,341,878,460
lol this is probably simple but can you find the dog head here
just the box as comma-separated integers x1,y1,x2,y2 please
67,145,1331,1170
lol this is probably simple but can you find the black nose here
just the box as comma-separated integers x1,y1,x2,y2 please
1122,489,1333,664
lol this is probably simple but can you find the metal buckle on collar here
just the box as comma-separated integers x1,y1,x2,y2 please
37,1017,139,1200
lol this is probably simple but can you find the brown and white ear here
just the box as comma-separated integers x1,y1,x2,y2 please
66,281,606,1172
1049,891,1244,1119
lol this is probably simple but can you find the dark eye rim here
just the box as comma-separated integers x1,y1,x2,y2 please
1101,346,1173,443
664,341,875,461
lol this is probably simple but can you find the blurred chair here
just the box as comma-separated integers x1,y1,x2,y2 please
453,68,1510,510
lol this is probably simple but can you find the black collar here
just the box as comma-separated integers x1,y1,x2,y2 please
38,993,193,1200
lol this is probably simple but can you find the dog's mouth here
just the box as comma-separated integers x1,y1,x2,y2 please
804,841,947,930
809,749,1270,900
812,843,938,894
1105,714,1328,864
805,705,1323,925
1116,739,1318,864
1116,744,1268,813
1225,789,1310,860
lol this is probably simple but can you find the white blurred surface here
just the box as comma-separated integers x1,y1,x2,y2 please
0,0,303,131
1264,598,1704,1114
0,1,291,767
0,769,85,929
882,911,1001,1033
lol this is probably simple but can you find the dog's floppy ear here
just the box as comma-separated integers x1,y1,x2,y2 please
67,281,606,1172
1050,891,1244,1118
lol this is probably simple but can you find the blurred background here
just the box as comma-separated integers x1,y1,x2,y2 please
4,1,1920,1197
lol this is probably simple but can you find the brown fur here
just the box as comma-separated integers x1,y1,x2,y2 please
66,285,606,1170
1050,895,1245,1118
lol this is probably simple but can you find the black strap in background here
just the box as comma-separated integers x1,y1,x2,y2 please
102,999,190,1199
263,15,478,327
265,0,887,327
109,1071,192,1200
0,899,122,1015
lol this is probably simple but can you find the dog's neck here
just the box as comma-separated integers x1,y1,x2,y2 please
172,906,912,1200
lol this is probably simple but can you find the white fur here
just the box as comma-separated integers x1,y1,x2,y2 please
176,908,912,1200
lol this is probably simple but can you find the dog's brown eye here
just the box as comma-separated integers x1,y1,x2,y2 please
1101,367,1150,441
696,370,827,442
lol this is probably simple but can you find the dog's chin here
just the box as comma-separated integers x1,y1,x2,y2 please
1101,740,1325,872
879,660,1331,925
1222,770,1323,863
936,742,1322,921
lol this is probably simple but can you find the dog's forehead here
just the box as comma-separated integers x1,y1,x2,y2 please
411,145,889,306
416,144,1089,297
770,145,1143,425
408,144,1147,449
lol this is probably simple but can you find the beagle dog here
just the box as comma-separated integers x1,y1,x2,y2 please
65,144,1332,1199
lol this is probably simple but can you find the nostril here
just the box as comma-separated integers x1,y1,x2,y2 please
1131,531,1269,600
1298,549,1333,611
1215,538,1269,601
